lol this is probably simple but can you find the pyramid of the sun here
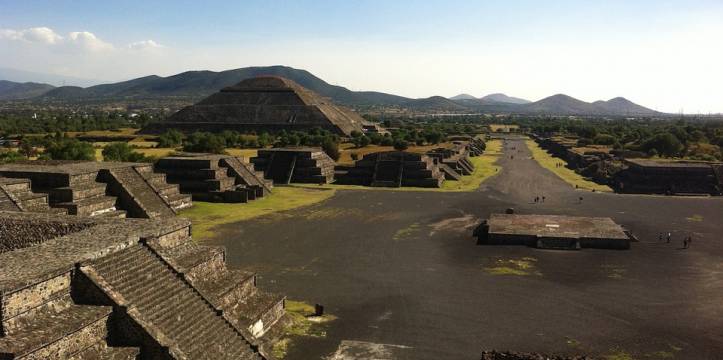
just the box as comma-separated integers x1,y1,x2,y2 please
142,76,369,136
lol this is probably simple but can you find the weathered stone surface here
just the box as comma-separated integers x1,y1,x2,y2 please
142,76,377,136
337,151,445,188
0,210,284,359
252,147,335,184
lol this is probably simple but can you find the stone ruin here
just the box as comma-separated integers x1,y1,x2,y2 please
155,153,273,203
336,151,445,188
426,141,479,181
141,76,377,137
0,161,191,219
613,158,723,196
251,147,335,184
0,211,286,359
474,213,634,250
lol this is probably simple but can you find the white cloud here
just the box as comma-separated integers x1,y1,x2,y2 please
0,27,62,44
128,40,164,50
67,31,114,52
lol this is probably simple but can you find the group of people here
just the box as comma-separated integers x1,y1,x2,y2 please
555,162,565,168
659,232,694,249
533,196,545,203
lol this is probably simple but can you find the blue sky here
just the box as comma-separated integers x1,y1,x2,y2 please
1,0,723,112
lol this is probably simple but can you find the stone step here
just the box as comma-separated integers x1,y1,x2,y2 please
166,193,193,210
195,269,257,309
158,244,226,280
87,244,261,358
47,181,107,203
0,177,31,192
68,341,140,360
55,195,117,216
0,295,112,359
156,182,181,196
8,191,50,210
225,291,286,338
94,209,127,218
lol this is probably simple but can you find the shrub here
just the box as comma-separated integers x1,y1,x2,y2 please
102,142,147,162
393,139,409,151
157,129,183,148
322,139,340,161
45,139,95,160
183,132,226,154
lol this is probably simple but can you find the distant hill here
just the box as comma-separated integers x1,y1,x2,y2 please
480,93,531,104
2,65,661,116
592,97,658,116
403,96,471,112
522,94,658,116
39,66,411,106
0,67,103,87
449,93,477,101
0,80,55,100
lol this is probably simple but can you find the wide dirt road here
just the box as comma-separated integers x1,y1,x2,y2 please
213,137,723,359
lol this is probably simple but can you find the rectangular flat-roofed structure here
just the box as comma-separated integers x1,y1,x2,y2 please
475,213,632,250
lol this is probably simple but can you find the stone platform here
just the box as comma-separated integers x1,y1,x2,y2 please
0,161,191,219
336,151,445,188
155,153,273,203
613,158,723,196
0,211,285,359
251,147,335,184
474,213,633,250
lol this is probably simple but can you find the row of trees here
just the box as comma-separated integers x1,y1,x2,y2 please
0,111,162,135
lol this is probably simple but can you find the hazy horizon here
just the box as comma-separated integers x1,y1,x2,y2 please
1,0,722,113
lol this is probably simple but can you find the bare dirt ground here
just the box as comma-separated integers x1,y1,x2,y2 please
211,137,723,360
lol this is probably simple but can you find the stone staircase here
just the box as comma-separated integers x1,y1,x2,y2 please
155,155,271,203
0,177,68,215
83,243,264,359
152,232,286,340
135,165,193,212
252,148,335,184
102,166,177,219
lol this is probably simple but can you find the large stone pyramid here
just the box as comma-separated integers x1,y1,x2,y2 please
143,76,369,136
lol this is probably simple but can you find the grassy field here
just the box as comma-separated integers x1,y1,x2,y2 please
440,139,502,191
179,186,336,241
226,148,259,159
525,139,612,192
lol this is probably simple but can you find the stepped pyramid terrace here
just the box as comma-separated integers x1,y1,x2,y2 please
251,148,336,184
141,76,382,137
154,153,273,203
336,151,446,188
0,211,286,359
0,161,191,219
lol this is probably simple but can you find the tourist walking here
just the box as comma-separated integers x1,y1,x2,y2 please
667,232,671,243
683,237,688,249
659,233,663,242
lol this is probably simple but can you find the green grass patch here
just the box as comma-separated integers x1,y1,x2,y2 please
179,186,336,241
393,222,421,241
484,257,541,276
525,140,612,192
273,300,337,359
686,214,703,222
605,350,635,360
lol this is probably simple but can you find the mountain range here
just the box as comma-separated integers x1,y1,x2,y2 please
0,65,660,116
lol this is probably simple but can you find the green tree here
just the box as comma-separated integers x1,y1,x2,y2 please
393,139,409,151
45,139,95,160
183,132,226,154
642,133,683,157
321,138,340,161
102,142,147,162
157,129,184,148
